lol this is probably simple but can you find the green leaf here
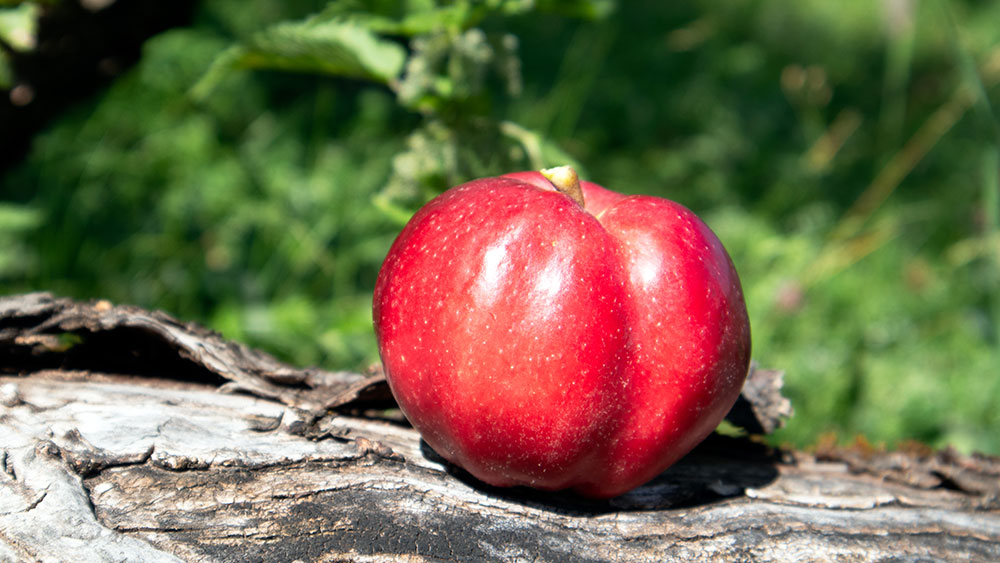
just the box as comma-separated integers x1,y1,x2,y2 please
243,19,405,80
192,17,406,100
315,0,615,37
318,0,480,36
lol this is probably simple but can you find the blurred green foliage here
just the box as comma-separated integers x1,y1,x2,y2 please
2,0,999,454
0,2,40,89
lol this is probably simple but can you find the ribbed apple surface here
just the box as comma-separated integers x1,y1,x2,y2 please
373,167,751,498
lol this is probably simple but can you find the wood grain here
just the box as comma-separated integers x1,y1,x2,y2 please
1,293,997,561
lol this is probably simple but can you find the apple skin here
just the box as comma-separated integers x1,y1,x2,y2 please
373,171,751,498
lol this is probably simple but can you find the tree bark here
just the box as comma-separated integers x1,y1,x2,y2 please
1,293,998,562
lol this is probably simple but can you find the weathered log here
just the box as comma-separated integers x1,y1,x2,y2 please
1,293,998,562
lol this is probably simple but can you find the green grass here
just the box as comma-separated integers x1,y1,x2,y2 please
2,0,998,455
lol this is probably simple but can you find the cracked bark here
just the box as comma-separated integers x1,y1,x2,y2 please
1,293,998,562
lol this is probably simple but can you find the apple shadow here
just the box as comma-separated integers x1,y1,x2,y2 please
419,433,782,515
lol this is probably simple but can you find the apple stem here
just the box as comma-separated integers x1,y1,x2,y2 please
541,166,585,208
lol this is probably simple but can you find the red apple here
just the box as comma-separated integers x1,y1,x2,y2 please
373,166,751,498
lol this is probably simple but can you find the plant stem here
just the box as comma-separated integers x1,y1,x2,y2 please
541,165,585,207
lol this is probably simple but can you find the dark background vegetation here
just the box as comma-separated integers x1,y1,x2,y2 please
2,0,998,454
